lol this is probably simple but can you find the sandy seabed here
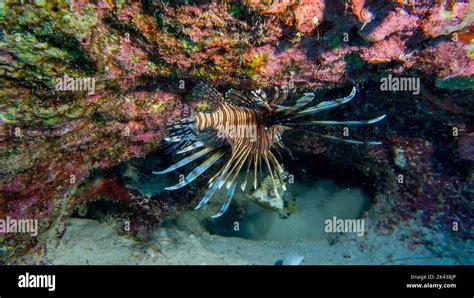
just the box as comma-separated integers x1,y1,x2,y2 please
47,217,463,265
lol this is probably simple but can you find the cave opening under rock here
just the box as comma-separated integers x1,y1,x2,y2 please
202,152,375,242
71,148,378,244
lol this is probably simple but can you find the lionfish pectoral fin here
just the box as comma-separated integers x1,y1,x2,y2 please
194,175,225,210
279,93,315,115
176,141,205,154
197,155,236,208
290,87,357,118
313,132,383,145
262,153,281,200
293,114,386,126
217,148,245,190
268,152,286,191
207,149,247,217
159,140,180,154
296,93,315,106
207,155,232,186
240,154,254,191
240,179,248,192
152,146,215,175
211,181,238,218
164,150,225,190
224,147,250,190
253,152,259,190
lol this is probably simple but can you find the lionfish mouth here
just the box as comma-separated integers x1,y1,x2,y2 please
154,82,386,218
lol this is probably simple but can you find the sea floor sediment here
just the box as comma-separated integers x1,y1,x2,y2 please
48,216,468,266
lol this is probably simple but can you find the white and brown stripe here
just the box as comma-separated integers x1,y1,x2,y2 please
194,103,284,153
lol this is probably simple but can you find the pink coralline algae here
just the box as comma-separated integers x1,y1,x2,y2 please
293,0,325,34
359,10,419,43
359,35,407,63
0,0,472,263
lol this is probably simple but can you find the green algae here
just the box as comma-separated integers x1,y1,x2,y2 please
344,52,365,72
329,35,343,50
230,2,246,18
2,2,98,88
435,75,474,90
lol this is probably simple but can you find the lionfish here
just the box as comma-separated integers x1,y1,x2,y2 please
154,82,385,218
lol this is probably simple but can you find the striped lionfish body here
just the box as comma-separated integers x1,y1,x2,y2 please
154,82,386,218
